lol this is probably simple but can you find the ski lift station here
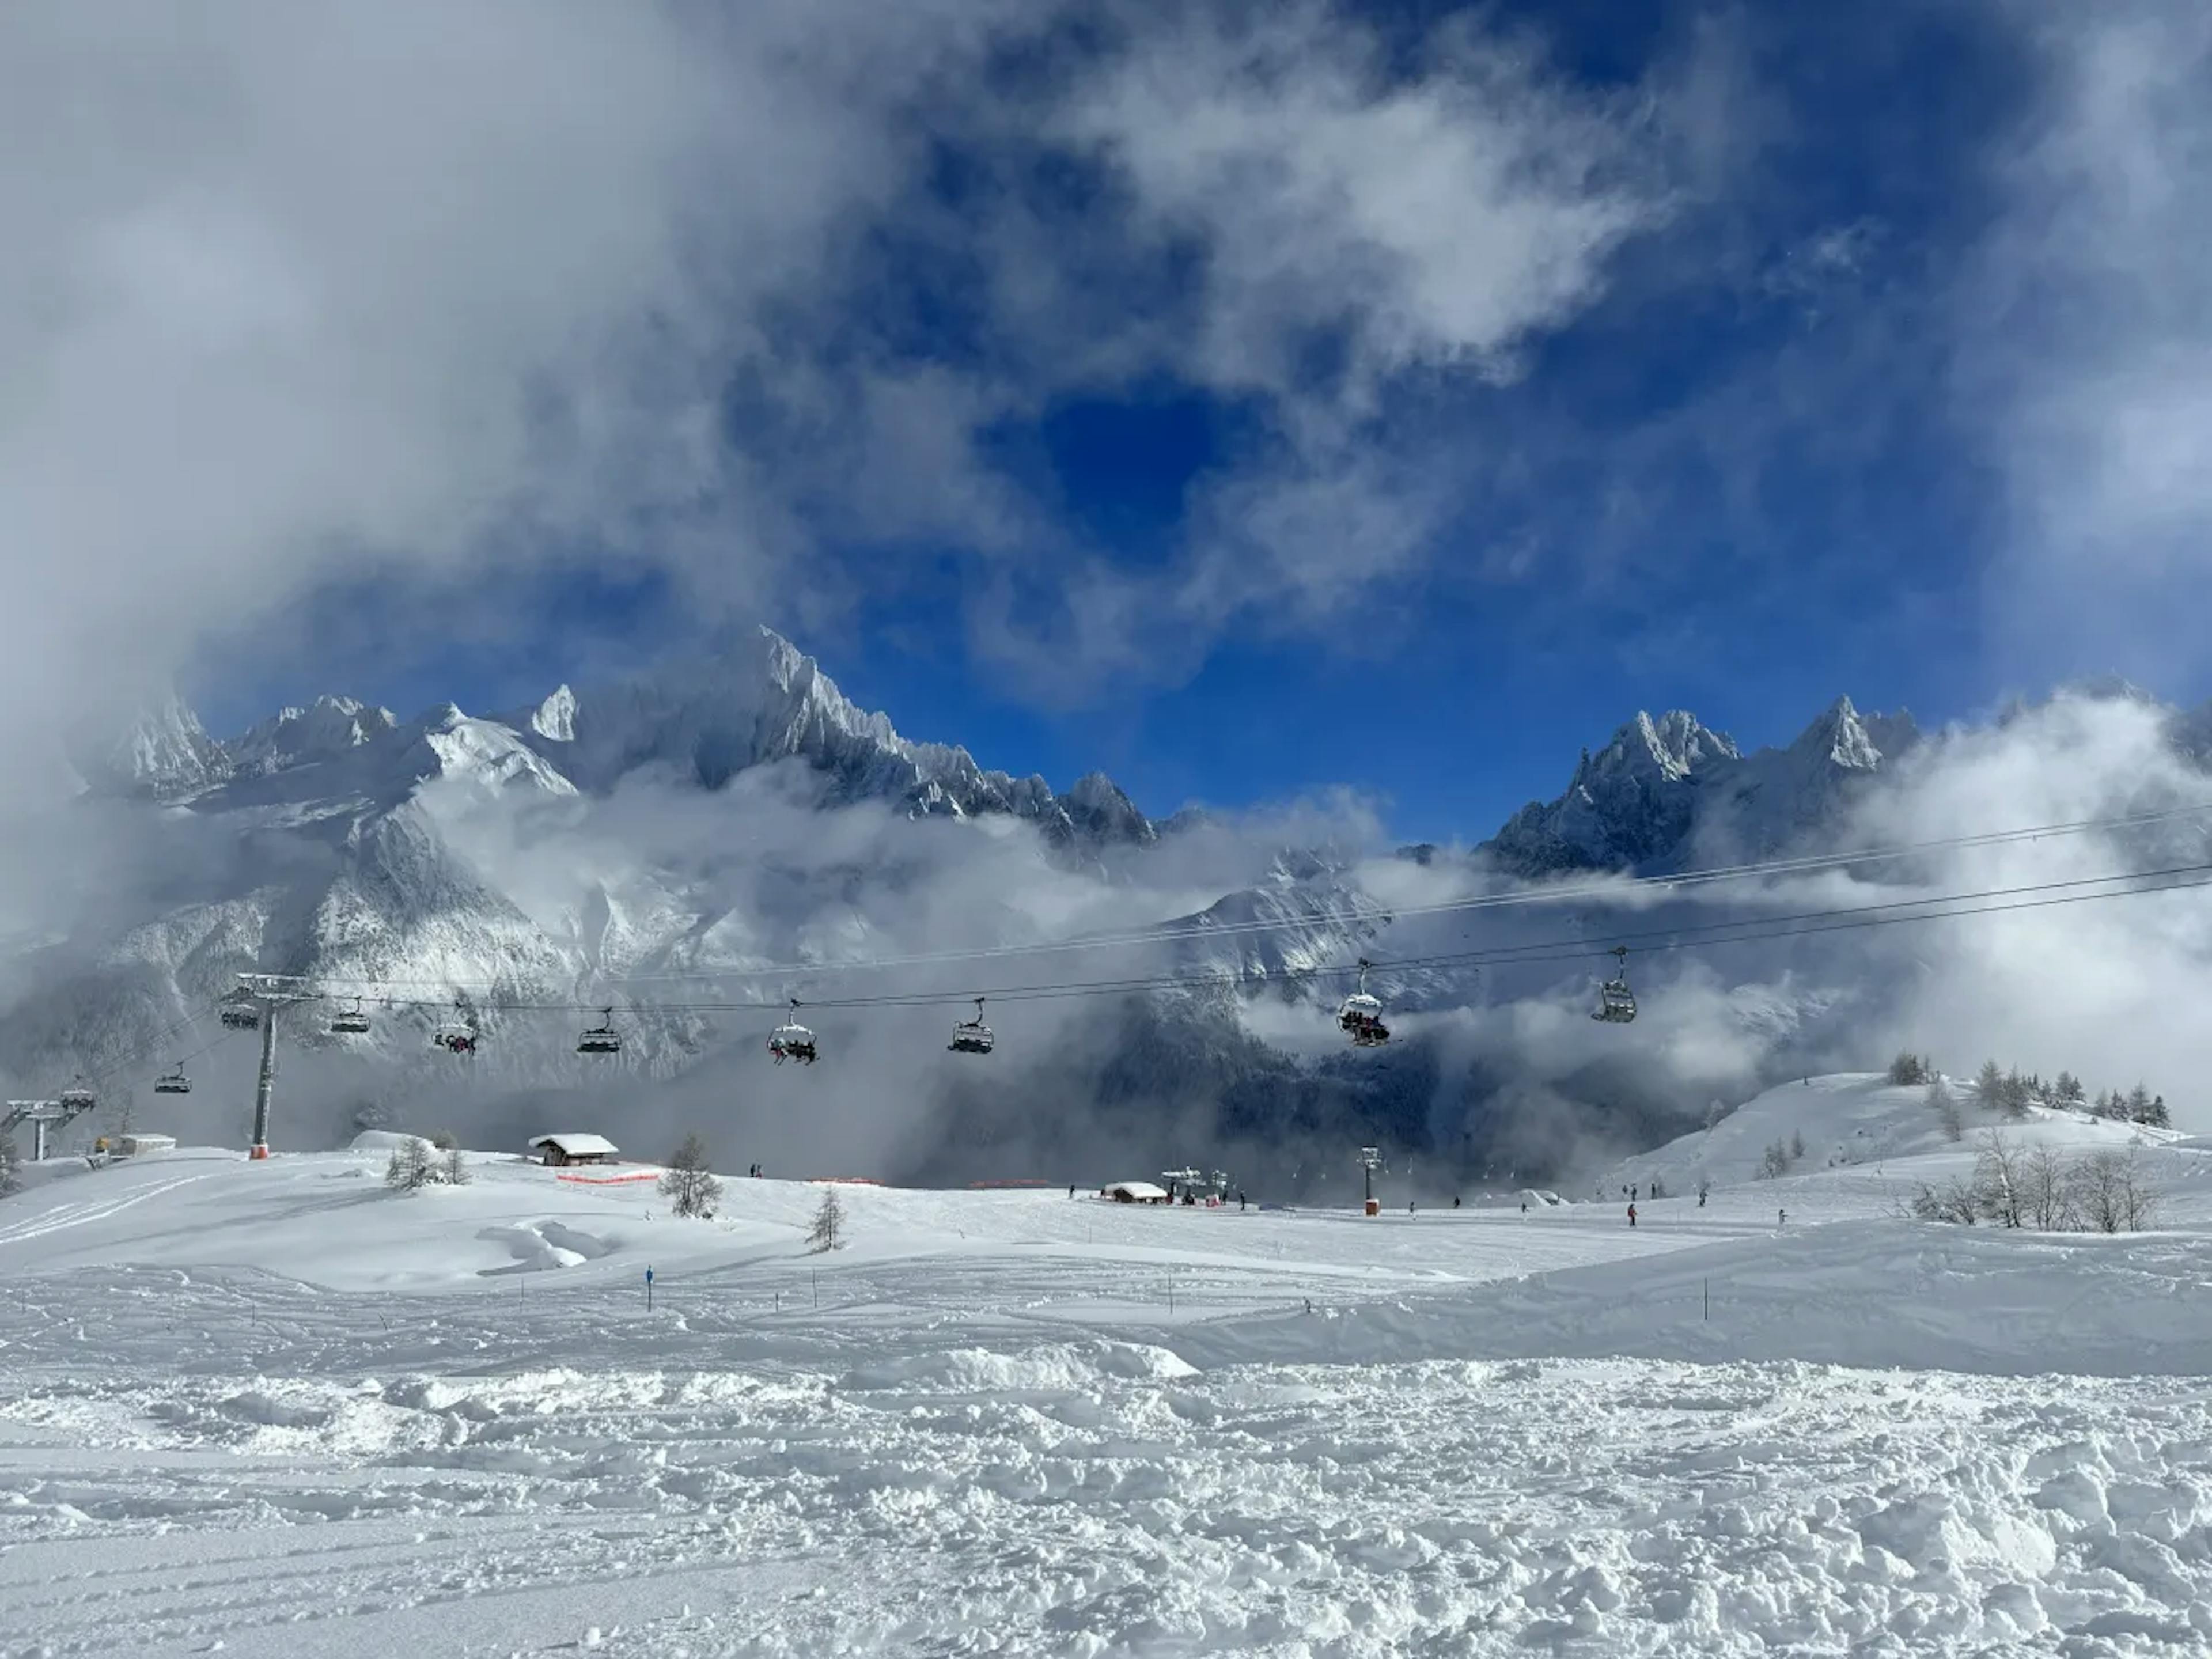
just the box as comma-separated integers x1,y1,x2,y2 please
528,1133,618,1168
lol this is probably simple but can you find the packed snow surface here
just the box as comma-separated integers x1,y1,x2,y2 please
5,1077,2212,1654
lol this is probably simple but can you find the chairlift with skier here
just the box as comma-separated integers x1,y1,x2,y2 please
768,1000,817,1065
1592,946,1637,1024
432,1003,480,1055
1336,959,1390,1047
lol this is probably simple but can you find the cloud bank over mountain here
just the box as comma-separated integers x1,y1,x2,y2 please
6,628,2207,1191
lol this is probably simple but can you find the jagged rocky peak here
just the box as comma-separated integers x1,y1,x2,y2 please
1608,709,1741,782
1487,708,1737,877
1061,771,1156,846
529,685,578,743
1789,695,1915,771
507,626,1154,848
230,695,398,777
1485,696,1920,878
72,693,233,800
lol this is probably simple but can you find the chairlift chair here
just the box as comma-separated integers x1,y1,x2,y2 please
767,1000,817,1065
1592,946,1637,1024
1336,958,1391,1047
948,997,994,1055
329,997,372,1036
577,1008,622,1056
154,1063,192,1096
58,1077,96,1112
219,989,262,1031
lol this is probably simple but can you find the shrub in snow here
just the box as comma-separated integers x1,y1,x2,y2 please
0,1131,18,1196
2073,1148,2158,1234
807,1186,846,1253
1887,1052,1930,1087
1975,1059,2005,1117
658,1132,722,1219
1908,1176,1980,1225
1928,1077,1963,1142
1912,1141,2157,1234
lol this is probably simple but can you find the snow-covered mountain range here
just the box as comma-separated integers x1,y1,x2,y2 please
77,628,1157,851
13,633,2210,1177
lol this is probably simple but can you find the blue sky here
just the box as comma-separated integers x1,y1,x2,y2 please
128,0,2211,846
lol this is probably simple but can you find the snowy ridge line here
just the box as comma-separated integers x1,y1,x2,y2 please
278,799,2212,993
233,859,2212,1018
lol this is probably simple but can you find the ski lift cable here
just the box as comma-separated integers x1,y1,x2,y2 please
46,862,2212,1095
281,799,2212,996
313,859,2212,1019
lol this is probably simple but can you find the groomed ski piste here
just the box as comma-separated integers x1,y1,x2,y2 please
5,1077,2212,1656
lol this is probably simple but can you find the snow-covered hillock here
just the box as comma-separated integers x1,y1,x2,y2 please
1604,1071,2181,1198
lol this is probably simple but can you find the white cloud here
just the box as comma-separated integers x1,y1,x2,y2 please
1063,3,1661,405
0,0,1692,731
1964,0,2212,676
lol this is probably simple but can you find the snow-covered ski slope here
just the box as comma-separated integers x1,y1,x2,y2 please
5,1077,2212,1656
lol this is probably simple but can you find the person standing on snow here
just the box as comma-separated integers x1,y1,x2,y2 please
1627,1202,1637,1228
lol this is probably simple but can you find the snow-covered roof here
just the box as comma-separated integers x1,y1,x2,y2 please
1103,1180,1168,1199
529,1133,618,1156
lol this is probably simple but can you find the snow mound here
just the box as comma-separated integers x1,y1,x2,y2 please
1608,1071,2179,1196
475,1221,618,1275
349,1130,435,1153
842,1342,1198,1395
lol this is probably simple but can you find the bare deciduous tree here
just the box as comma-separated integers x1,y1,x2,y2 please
2022,1142,2075,1232
384,1137,436,1191
2072,1150,2128,1234
658,1132,722,1219
1973,1130,2025,1228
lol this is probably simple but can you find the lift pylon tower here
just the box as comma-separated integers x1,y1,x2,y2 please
234,974,318,1162
3,1095,100,1163
1356,1146,1384,1215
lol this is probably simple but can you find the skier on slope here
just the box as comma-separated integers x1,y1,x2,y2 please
1627,1202,1637,1228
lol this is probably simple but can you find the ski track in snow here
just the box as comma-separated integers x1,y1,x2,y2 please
2,1079,2212,1655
